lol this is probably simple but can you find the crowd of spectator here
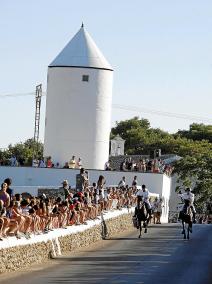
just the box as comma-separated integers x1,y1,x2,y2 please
32,155,83,169
0,171,165,241
1,154,173,177
0,155,83,169
105,157,173,176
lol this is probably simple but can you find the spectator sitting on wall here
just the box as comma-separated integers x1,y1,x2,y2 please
120,159,127,171
147,160,152,172
55,162,60,168
118,176,126,189
127,157,133,171
32,159,39,167
141,159,147,172
46,157,53,168
69,156,76,169
77,158,82,169
104,160,112,171
132,160,138,171
38,158,46,168
4,178,13,200
0,183,10,208
63,162,69,169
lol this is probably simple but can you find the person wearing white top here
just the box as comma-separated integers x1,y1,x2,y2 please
178,188,196,222
77,158,82,169
118,176,126,188
136,185,151,211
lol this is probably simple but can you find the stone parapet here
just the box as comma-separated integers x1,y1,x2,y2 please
0,209,133,274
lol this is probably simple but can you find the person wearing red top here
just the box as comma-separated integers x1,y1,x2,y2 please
46,157,53,168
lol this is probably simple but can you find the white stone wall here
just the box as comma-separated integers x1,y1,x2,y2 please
0,167,171,222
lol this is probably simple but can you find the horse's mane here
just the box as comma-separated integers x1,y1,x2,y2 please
137,201,145,210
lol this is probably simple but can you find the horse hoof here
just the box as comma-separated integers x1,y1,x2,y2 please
144,229,147,233
187,236,190,240
138,235,141,238
184,236,186,239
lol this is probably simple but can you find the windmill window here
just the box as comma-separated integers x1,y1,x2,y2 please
82,75,89,82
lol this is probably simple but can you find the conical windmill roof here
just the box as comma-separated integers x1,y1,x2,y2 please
49,25,113,71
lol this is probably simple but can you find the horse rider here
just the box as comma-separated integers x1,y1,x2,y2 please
136,184,152,216
134,196,143,219
178,187,196,223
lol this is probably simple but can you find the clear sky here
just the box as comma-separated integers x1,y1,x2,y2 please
0,0,212,148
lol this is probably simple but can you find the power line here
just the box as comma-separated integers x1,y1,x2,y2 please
0,91,211,123
0,92,35,98
113,104,212,123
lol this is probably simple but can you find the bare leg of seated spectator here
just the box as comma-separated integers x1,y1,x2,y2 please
0,218,4,240
75,212,81,225
87,206,93,219
92,205,99,219
99,200,104,213
70,210,81,225
90,206,95,219
33,215,41,234
6,220,19,236
13,215,25,238
79,210,87,225
22,216,32,236
44,216,51,231
60,213,68,228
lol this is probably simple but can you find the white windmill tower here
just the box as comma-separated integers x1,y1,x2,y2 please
44,24,113,169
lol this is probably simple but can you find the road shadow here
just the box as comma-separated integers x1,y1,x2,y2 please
105,237,139,240
150,224,181,229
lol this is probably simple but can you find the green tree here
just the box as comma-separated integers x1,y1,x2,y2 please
177,123,212,143
112,117,212,211
3,138,43,166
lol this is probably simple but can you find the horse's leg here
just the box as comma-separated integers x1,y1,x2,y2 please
144,221,147,233
182,220,185,234
189,220,192,233
138,220,142,238
182,221,186,239
143,218,148,233
187,224,190,240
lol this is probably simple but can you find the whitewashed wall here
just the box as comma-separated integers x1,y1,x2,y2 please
0,167,171,222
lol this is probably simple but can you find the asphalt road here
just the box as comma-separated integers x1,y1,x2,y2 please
0,224,211,284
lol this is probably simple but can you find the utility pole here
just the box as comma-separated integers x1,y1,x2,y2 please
32,84,42,165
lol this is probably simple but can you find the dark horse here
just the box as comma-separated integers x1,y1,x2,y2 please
134,196,152,238
179,200,193,240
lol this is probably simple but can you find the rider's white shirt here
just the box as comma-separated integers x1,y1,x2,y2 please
118,180,126,187
178,192,194,204
136,189,150,201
